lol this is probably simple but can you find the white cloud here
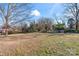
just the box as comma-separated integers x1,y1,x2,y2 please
31,9,40,16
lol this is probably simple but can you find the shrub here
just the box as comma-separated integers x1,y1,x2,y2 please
64,29,77,33
55,24,64,30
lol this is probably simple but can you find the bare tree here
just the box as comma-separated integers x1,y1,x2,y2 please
0,3,32,36
37,17,53,32
52,14,60,24
64,3,79,30
67,18,75,30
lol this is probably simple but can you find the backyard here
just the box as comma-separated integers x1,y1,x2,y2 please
0,33,79,56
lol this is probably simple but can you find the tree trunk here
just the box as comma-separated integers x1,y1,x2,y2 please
76,19,78,30
5,17,8,37
75,3,78,30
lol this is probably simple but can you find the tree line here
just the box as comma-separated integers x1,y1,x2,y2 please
0,3,79,36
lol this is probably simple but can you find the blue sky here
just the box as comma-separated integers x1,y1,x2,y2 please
0,3,66,26
31,3,65,18
31,3,66,23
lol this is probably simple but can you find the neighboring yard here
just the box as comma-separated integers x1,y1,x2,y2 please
0,33,79,55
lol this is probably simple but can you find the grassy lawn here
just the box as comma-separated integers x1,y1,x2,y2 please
0,33,79,56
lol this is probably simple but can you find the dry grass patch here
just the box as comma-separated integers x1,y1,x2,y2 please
0,33,79,55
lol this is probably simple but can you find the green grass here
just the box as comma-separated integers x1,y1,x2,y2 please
0,33,79,56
